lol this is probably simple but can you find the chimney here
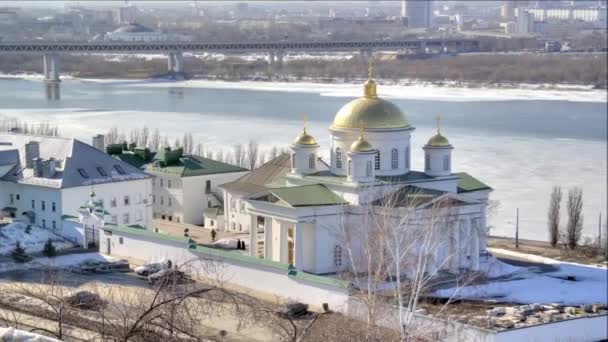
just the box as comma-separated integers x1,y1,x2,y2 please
44,158,57,178
92,134,105,152
25,141,40,168
33,157,43,177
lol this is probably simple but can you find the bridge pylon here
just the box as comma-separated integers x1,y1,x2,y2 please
43,52,61,83
168,51,184,73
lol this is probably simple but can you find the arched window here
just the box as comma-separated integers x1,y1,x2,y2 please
366,160,372,177
443,155,450,171
347,159,353,176
335,148,342,169
291,153,296,169
425,154,430,171
405,147,410,169
308,154,316,169
374,152,381,170
333,245,343,268
391,148,399,169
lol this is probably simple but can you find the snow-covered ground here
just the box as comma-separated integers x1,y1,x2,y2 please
0,252,117,274
0,327,59,342
435,249,608,305
0,222,74,256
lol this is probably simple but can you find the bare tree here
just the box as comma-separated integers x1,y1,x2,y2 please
270,146,278,160
194,142,204,156
129,129,140,146
151,128,161,151
548,186,562,247
333,188,475,341
232,143,245,167
566,187,584,250
246,140,259,170
106,126,120,145
140,126,150,147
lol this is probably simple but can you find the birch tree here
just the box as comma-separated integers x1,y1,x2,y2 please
246,140,259,170
547,186,562,247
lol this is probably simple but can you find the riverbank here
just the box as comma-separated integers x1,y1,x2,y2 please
1,73,606,103
488,236,607,266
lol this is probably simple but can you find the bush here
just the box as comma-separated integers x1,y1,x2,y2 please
43,239,57,257
11,242,30,263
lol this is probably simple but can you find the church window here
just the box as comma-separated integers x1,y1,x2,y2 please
333,245,343,268
391,148,399,169
425,155,430,171
366,161,372,177
52,221,56,230
374,152,380,170
291,154,296,169
443,155,450,171
405,147,410,169
336,148,342,169
52,202,56,212
123,213,130,225
347,159,353,176
308,154,315,169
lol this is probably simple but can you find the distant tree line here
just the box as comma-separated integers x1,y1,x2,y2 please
1,52,606,87
106,125,288,170
0,117,59,136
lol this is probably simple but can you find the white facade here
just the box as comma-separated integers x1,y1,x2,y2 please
0,133,153,236
151,170,247,226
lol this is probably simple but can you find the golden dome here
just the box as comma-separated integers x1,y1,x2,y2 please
331,80,410,130
350,136,375,153
426,133,451,147
292,128,318,146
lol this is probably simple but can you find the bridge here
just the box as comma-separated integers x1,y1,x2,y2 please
0,39,479,82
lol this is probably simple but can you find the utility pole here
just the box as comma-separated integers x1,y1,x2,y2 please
515,208,519,249
599,212,603,248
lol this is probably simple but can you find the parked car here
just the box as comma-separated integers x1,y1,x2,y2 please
134,260,170,276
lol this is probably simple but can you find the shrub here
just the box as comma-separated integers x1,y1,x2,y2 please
43,239,57,257
11,242,30,263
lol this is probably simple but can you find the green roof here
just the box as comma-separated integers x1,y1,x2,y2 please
99,224,349,288
372,185,445,207
455,172,492,193
268,184,347,207
146,155,247,177
114,152,155,169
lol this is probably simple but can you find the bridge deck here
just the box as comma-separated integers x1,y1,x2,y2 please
0,39,479,53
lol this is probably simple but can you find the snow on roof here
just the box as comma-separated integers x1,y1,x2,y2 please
0,133,151,189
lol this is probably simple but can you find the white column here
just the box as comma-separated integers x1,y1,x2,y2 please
294,223,304,269
168,52,175,72
279,221,288,263
249,215,258,257
264,218,272,259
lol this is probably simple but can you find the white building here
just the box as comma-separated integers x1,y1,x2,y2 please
0,133,153,238
221,75,493,275
402,0,433,29
111,145,248,226
105,23,193,42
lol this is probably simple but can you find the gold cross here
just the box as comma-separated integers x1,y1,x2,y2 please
303,114,307,132
436,114,441,133
368,57,374,80
359,120,364,137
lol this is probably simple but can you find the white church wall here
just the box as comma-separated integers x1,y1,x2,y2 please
99,228,351,312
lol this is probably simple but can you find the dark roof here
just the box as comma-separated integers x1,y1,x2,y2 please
372,185,446,207
267,184,347,207
114,23,154,33
145,154,247,177
455,172,492,193
220,153,291,195
0,133,151,189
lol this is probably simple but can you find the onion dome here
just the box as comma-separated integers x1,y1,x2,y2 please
425,114,451,147
350,136,374,153
331,59,410,130
292,115,318,146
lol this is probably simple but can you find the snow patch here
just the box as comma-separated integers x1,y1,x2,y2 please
0,327,59,342
0,222,74,256
0,252,118,274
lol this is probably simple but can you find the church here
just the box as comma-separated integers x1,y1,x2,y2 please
220,70,492,275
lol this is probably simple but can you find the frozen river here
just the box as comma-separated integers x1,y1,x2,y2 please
0,77,606,242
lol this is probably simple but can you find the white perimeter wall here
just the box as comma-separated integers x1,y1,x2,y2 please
99,229,351,312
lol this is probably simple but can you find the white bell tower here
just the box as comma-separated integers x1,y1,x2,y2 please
423,114,453,177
